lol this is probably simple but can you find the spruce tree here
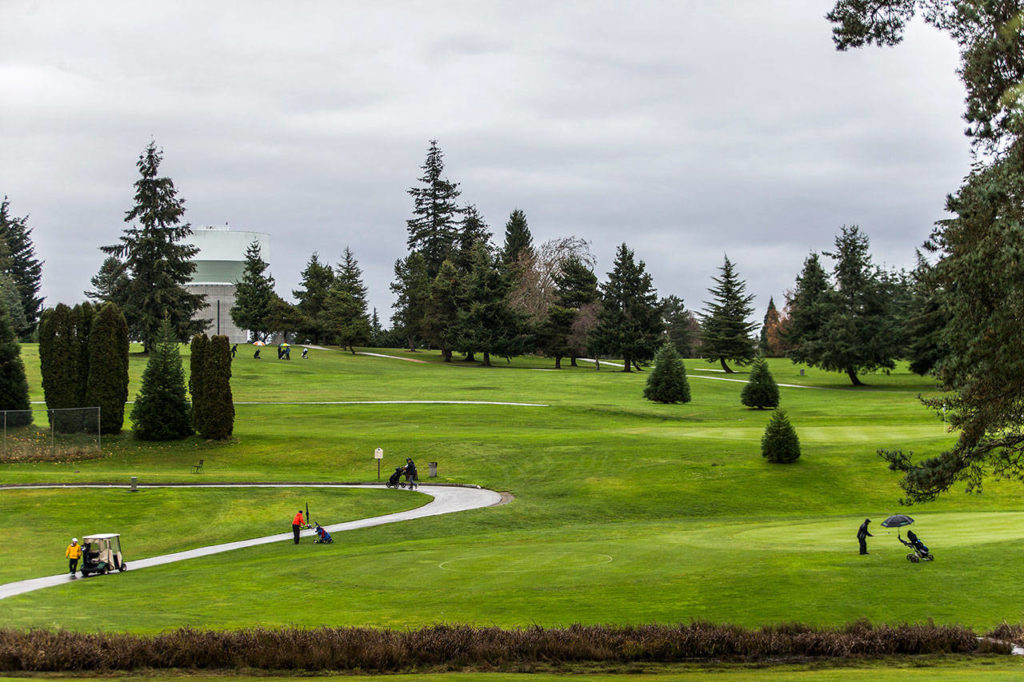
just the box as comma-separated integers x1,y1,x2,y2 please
785,253,830,364
455,204,492,274
406,140,462,278
84,256,130,306
390,252,429,352
661,295,696,358
644,343,691,404
423,259,461,362
0,273,27,335
741,357,780,409
101,142,206,351
85,302,129,434
131,318,193,441
459,243,528,366
189,333,209,433
0,298,32,426
231,239,276,342
761,409,801,463
38,304,81,432
554,255,600,366
293,253,335,344
591,243,664,372
326,247,371,353
201,335,234,440
501,209,534,265
701,255,757,373
0,197,44,338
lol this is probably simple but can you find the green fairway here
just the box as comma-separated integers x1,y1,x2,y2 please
2,348,1023,638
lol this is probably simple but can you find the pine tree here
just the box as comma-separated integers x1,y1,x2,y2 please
741,357,780,409
554,255,600,366
0,273,27,335
644,343,691,404
201,335,234,439
0,298,32,426
131,318,193,440
501,209,534,265
390,252,429,352
189,333,209,433
785,253,830,364
423,259,461,362
455,204,492,274
84,256,130,306
701,255,757,373
85,302,129,434
230,239,275,342
326,247,371,353
101,142,207,351
38,304,81,432
591,244,663,372
293,253,335,344
761,409,800,463
459,243,528,367
406,140,462,278
905,251,946,376
0,197,44,339
661,295,696,358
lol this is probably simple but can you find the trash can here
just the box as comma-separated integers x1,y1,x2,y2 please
428,461,438,478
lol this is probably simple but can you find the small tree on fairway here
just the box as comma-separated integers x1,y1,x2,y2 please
131,319,192,441
0,299,32,426
701,255,757,373
85,302,129,434
762,410,800,463
231,239,276,342
741,357,780,409
201,335,234,439
189,333,209,433
644,344,691,404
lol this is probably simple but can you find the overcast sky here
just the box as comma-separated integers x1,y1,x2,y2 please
1,1,970,323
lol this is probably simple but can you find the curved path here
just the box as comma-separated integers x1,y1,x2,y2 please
0,483,503,601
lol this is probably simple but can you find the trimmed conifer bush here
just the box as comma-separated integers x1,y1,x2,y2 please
644,343,691,404
741,357,780,409
131,319,193,441
189,333,209,433
85,302,129,434
761,409,800,463
200,335,234,439
0,299,32,426
38,304,81,432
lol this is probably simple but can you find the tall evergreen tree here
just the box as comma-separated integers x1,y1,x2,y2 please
38,304,81,432
501,209,534,265
661,295,697,358
785,253,831,366
644,343,691,404
455,204,493,274
73,302,95,429
591,243,664,373
700,255,757,373
326,247,371,353
555,255,600,367
0,197,44,338
390,252,429,352
101,142,206,351
230,239,276,342
406,140,462,278
0,273,27,335
85,302,129,434
293,252,335,344
189,333,210,433
84,256,130,306
200,335,234,440
0,298,32,426
459,243,528,367
741,357,780,409
423,259,461,362
131,318,192,441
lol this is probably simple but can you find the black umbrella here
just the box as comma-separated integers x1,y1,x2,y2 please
881,514,915,528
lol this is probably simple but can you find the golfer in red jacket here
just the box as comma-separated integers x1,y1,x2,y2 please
292,510,304,544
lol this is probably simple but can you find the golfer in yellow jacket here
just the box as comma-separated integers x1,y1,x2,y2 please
66,538,82,575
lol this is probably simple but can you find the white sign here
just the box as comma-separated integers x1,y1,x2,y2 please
374,448,384,460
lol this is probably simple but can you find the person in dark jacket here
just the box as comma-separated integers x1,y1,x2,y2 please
404,458,418,490
857,518,873,555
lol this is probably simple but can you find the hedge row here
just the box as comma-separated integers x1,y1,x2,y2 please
0,621,1012,672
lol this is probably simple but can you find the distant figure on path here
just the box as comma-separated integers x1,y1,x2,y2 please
857,518,873,555
302,347,309,359
254,348,261,359
292,509,305,544
230,344,237,358
277,344,283,359
65,537,82,575
404,457,418,490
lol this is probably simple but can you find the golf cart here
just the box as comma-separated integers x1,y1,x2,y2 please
80,533,127,576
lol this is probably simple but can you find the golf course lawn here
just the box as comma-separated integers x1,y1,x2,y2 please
2,348,1023,642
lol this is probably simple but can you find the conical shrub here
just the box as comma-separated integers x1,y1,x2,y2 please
200,335,234,439
644,343,691,404
131,319,192,441
741,357,780,409
761,409,800,463
85,302,129,434
0,299,32,426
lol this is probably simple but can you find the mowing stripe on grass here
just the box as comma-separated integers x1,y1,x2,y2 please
0,484,503,601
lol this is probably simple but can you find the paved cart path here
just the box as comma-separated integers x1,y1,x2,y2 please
0,484,503,601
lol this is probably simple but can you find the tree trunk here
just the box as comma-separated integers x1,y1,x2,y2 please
595,358,600,371
407,336,416,352
483,350,491,367
442,349,452,362
349,345,356,355
846,367,863,386
464,352,475,362
632,359,643,371
554,356,562,369
720,358,734,373
622,354,632,372
570,356,578,367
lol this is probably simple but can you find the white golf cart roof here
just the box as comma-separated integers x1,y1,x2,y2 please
83,533,120,539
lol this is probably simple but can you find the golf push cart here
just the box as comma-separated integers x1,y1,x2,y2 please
80,534,128,576
880,515,934,563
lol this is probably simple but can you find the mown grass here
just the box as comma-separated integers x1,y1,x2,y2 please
1,348,1022,636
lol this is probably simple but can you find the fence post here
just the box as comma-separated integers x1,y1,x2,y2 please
50,410,55,458
3,410,6,457
97,406,101,452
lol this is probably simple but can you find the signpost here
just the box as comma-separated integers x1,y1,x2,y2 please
374,447,384,480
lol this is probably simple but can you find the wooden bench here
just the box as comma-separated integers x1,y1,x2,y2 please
191,459,204,474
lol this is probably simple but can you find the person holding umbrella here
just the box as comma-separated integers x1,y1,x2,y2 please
857,518,873,555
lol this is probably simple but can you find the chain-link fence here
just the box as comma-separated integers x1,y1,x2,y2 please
1,407,102,462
